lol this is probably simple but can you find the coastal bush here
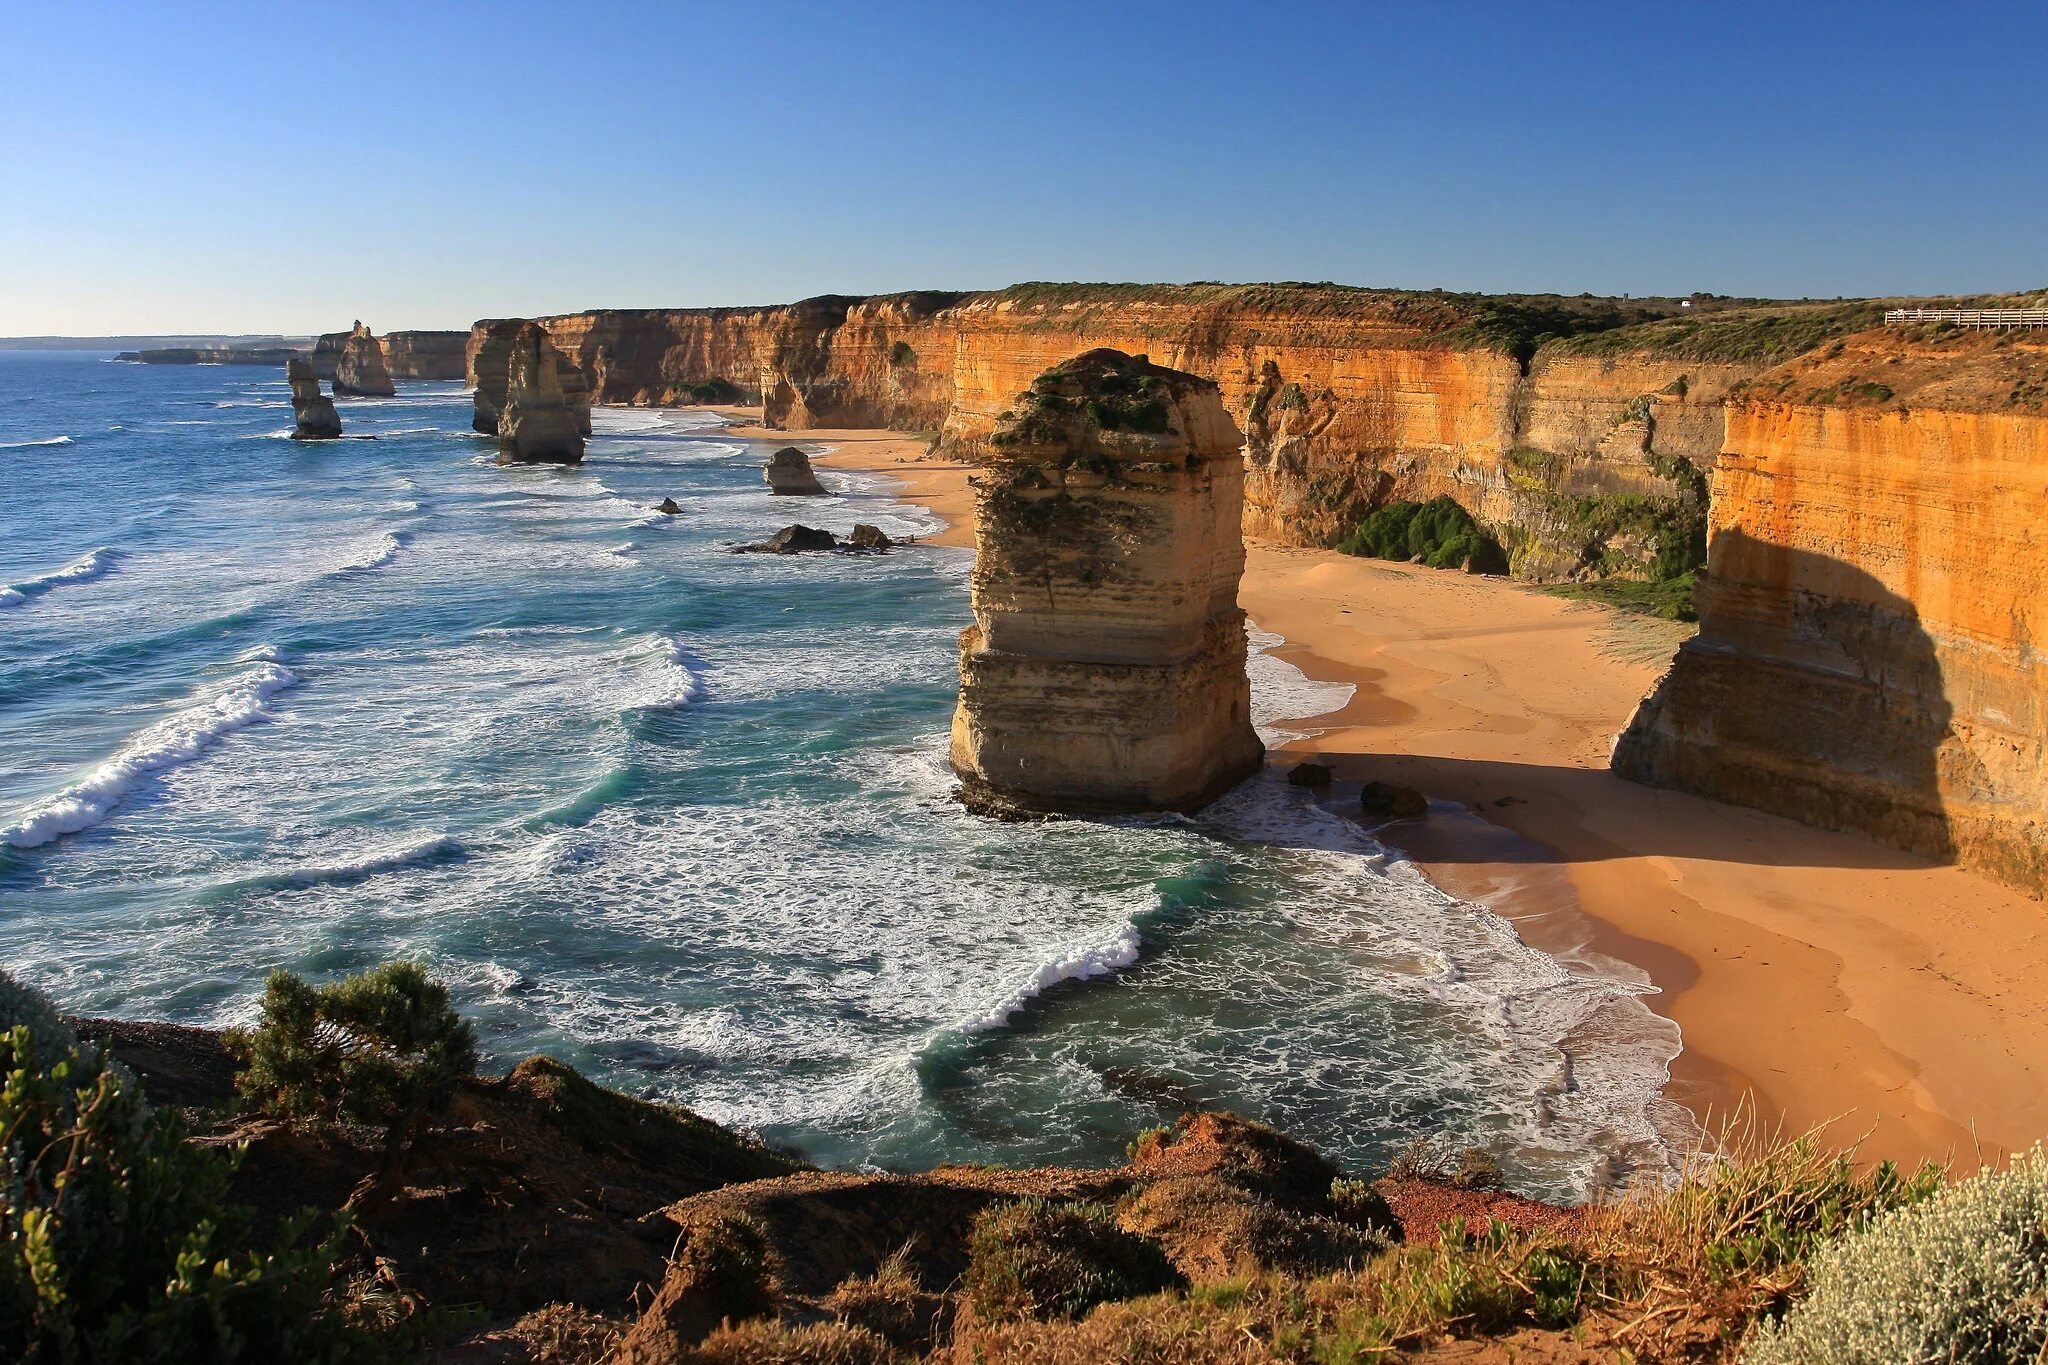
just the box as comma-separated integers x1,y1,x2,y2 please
227,961,477,1199
888,340,915,367
1745,1146,2048,1364
964,1198,1181,1322
1338,496,1507,573
0,1019,378,1363
0,968,82,1074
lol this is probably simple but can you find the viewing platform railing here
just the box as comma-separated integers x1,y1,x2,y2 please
1884,307,2048,329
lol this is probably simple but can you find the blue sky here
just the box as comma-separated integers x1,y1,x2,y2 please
4,0,2043,334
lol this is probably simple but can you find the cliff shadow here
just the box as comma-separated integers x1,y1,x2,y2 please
1274,530,1959,873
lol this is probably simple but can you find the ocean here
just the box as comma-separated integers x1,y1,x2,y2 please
0,352,1686,1200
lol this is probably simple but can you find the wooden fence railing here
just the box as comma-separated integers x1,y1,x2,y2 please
1884,307,2048,329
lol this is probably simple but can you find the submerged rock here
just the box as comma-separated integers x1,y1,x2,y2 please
735,524,837,554
656,497,682,516
1359,780,1428,820
286,358,342,440
497,323,586,465
1287,761,1333,788
951,348,1264,815
332,320,396,397
765,446,826,495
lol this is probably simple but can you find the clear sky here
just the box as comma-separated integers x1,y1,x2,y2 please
4,0,2043,335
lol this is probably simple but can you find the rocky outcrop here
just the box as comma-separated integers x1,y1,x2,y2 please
286,358,341,439
496,322,585,465
381,330,468,380
950,349,1264,815
128,347,305,366
332,321,396,397
1615,329,2048,897
765,446,826,495
735,525,837,554
471,318,592,437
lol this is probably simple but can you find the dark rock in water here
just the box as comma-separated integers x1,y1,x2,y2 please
735,524,837,554
1286,761,1333,788
1359,781,1428,820
765,446,826,495
656,498,682,516
286,358,342,440
847,523,893,551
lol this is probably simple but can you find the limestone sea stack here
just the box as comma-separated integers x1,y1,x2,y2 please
765,446,826,495
332,321,396,397
471,318,591,437
950,349,1264,815
286,358,342,439
496,322,586,465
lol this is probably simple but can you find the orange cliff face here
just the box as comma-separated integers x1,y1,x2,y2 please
1615,330,2048,897
475,288,1864,581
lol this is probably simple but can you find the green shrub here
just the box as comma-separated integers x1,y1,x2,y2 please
1338,497,1507,573
227,962,476,1200
1746,1147,2048,1364
887,340,915,367
964,1199,1181,1322
0,970,82,1075
0,1022,378,1363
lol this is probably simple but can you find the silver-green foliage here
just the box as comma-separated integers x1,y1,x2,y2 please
1746,1146,2048,1364
0,968,79,1074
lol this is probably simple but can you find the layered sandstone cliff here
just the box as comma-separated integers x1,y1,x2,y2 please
497,322,586,465
951,349,1264,814
1615,329,2048,897
332,321,396,397
382,329,469,380
286,357,341,439
493,287,1887,584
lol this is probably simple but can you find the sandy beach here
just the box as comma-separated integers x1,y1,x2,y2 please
800,423,2048,1170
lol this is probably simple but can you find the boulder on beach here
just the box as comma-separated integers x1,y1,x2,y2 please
847,523,893,551
764,447,826,496
1287,761,1333,788
1359,781,1428,820
286,358,343,440
735,524,837,554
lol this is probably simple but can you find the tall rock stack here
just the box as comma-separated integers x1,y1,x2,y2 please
496,322,586,465
950,348,1264,815
286,358,342,439
472,318,592,436
333,321,397,397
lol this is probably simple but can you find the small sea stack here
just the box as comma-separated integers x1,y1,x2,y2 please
765,446,826,495
950,348,1264,815
470,318,591,437
332,321,397,397
286,358,342,439
496,322,586,465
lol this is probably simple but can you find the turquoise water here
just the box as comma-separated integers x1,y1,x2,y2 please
0,352,1684,1199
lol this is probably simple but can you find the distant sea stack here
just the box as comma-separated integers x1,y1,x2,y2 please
332,321,396,397
1614,327,2048,898
286,358,342,439
950,349,1263,815
471,319,592,438
496,322,586,465
765,446,826,495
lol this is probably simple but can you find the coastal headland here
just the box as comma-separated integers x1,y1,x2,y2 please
808,424,2048,1171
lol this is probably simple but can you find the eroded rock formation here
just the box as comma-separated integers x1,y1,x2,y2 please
471,318,591,437
496,322,585,465
765,446,825,495
382,330,469,380
951,349,1264,815
1615,329,2048,897
332,321,396,397
286,358,341,439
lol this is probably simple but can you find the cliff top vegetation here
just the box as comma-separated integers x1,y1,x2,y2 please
1546,290,2048,365
1733,324,2048,414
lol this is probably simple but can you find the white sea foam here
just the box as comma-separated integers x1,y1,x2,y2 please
3,659,302,849
1246,624,1355,743
627,635,702,710
0,547,121,609
336,531,408,574
0,435,75,449
957,919,1146,1033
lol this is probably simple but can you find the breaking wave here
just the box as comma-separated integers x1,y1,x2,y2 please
0,435,75,449
1,547,120,608
2,658,302,849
